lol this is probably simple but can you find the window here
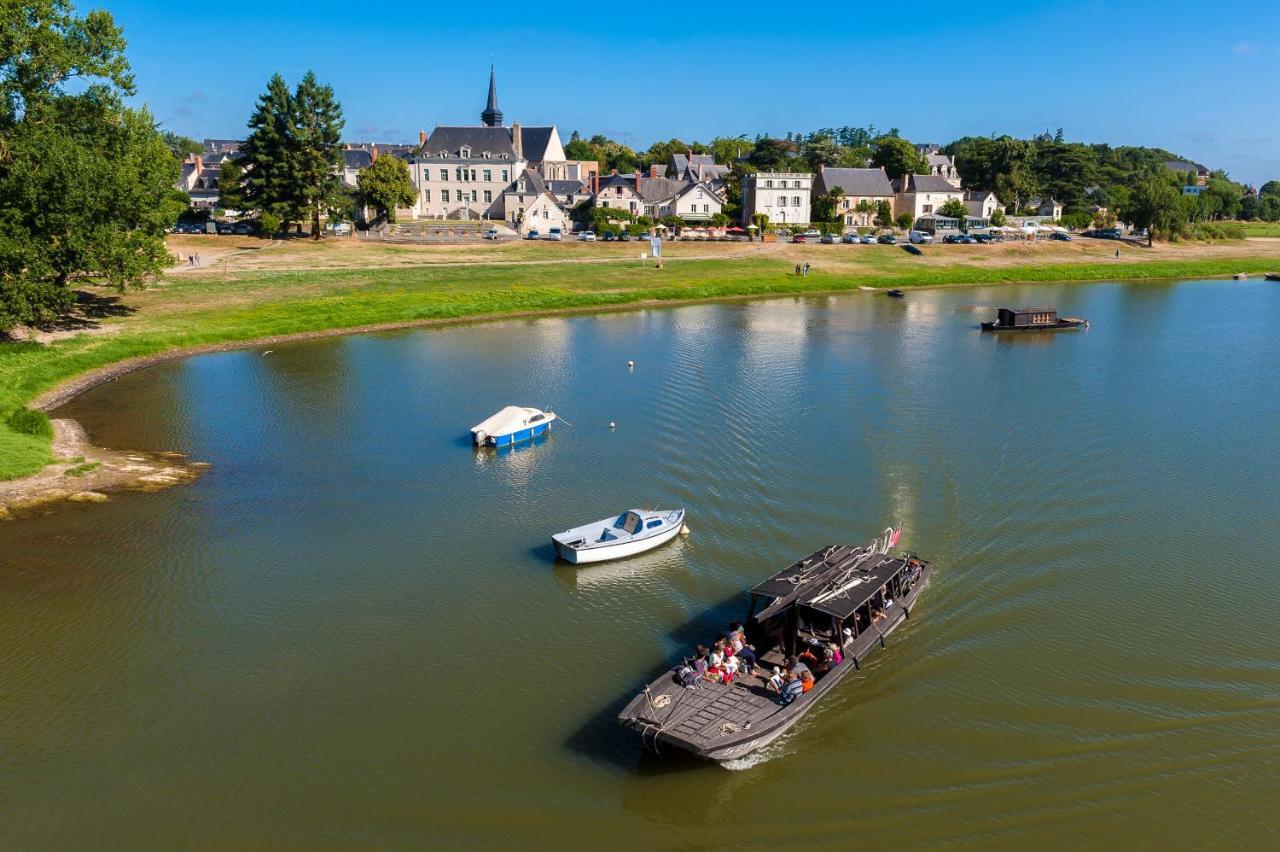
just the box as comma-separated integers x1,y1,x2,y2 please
793,180,801,188
423,189,431,202
439,169,447,181
470,169,477,181
482,151,491,159
483,169,492,182
696,190,703,199
456,168,464,182
602,200,610,208
702,204,709,213
646,519,663,529
792,196,801,206
923,204,933,213
778,196,787,207
501,170,508,182
471,190,477,201
483,190,492,203
765,179,773,188
442,189,450,203
460,147,471,158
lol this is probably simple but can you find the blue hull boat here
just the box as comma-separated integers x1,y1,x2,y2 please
471,406,557,447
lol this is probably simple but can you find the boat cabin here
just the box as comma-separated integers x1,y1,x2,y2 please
996,306,1059,328
746,544,923,662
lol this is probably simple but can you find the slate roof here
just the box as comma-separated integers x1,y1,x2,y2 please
420,125,518,159
1165,160,1208,174
894,174,963,193
343,149,373,170
813,167,893,197
518,127,557,163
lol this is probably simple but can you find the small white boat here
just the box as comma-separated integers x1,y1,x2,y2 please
471,406,556,447
552,508,686,564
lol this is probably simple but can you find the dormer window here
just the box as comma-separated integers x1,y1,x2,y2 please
460,147,471,158
482,151,491,159
438,151,448,158
499,153,509,160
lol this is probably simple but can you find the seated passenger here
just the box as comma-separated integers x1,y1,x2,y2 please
814,647,834,676
798,646,819,670
715,634,733,658
767,667,785,693
829,643,843,666
872,605,886,622
841,627,855,646
787,655,811,679
780,673,804,705
800,670,815,693
722,653,739,683
691,645,709,678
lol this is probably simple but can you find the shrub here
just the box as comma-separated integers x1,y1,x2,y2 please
260,212,282,237
7,407,54,439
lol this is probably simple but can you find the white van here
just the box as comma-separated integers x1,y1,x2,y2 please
909,230,933,244
545,227,563,241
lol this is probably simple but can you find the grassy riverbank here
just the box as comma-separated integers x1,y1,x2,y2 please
3,236,1279,481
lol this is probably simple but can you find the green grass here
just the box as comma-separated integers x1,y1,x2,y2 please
3,250,1279,481
1237,221,1280,237
63,461,100,478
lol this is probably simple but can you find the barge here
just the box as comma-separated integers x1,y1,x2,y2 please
617,528,931,761
981,306,1086,332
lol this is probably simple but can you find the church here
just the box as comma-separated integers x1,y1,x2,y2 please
405,69,585,221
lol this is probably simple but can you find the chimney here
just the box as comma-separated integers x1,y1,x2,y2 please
591,170,598,195
818,164,825,173
650,164,661,179
512,122,523,159
611,168,618,176
370,146,378,161
635,170,642,192
418,130,427,146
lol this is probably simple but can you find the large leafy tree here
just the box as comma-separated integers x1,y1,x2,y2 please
0,0,180,332
1126,177,1185,245
871,136,927,179
357,155,415,223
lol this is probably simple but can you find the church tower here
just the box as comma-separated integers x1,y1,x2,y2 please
481,65,503,127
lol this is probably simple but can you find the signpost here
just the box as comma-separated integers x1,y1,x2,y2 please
650,235,663,268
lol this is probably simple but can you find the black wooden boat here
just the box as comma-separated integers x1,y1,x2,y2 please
981,305,1085,332
1266,273,1280,282
617,529,931,761
886,289,905,298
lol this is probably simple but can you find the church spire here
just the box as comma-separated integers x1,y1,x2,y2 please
481,65,503,127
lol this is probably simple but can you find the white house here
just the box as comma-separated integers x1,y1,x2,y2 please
518,192,570,236
503,169,590,228
742,172,813,226
892,174,966,221
669,179,725,221
964,190,1003,219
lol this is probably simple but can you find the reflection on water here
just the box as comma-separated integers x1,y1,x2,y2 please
3,279,1280,847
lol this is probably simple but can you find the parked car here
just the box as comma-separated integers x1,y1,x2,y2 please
877,234,897,245
971,233,993,244
525,230,540,240
579,231,596,241
483,228,500,240
1050,231,1072,241
801,228,822,238
216,221,235,235
860,234,876,244
233,222,254,235
820,234,837,244
841,233,860,244
791,234,807,243
618,232,632,242
546,228,563,241
909,230,934,244
942,234,964,244
944,233,976,244
636,231,652,239
602,231,616,241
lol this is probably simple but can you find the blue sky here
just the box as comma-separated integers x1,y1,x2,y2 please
111,0,1280,184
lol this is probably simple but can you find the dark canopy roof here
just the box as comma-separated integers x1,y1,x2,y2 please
752,545,909,622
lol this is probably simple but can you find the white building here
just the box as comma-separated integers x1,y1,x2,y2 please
742,172,813,226
964,190,1003,219
892,174,966,222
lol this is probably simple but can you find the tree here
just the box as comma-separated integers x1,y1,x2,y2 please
811,187,843,224
161,130,202,159
289,71,344,239
874,200,893,227
0,1,180,333
749,137,799,170
1127,177,1185,246
895,212,914,231
357,155,416,223
1259,180,1280,198
989,208,1007,227
217,159,245,214
238,74,296,226
938,198,969,231
871,136,927,179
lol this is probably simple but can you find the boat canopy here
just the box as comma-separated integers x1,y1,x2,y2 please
471,406,550,436
751,544,909,622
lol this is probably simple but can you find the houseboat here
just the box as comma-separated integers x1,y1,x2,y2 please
981,306,1086,332
471,406,556,447
552,508,686,564
617,527,931,761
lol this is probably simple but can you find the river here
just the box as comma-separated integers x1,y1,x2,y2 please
2,279,1279,847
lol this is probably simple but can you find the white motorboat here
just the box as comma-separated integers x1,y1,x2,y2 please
471,406,556,447
552,508,686,565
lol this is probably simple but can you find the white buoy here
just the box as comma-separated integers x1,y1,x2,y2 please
627,360,635,368
680,524,690,536
263,350,274,356
609,421,616,430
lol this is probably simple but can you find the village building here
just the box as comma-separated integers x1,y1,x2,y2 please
964,189,1003,219
502,168,590,231
669,152,731,183
926,153,961,187
812,166,895,230
892,174,966,222
591,168,725,222
1025,197,1064,219
741,172,813,226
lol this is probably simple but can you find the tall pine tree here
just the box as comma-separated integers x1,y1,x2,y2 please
238,74,296,229
290,72,345,239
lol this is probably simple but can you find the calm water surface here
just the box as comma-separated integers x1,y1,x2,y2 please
3,280,1279,847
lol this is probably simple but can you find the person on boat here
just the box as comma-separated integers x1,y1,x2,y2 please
767,667,786,693
780,672,804,705
787,655,811,679
829,643,843,666
691,645,710,678
800,670,815,693
798,645,819,671
727,622,759,674
841,626,855,647
814,647,836,677
872,604,886,622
